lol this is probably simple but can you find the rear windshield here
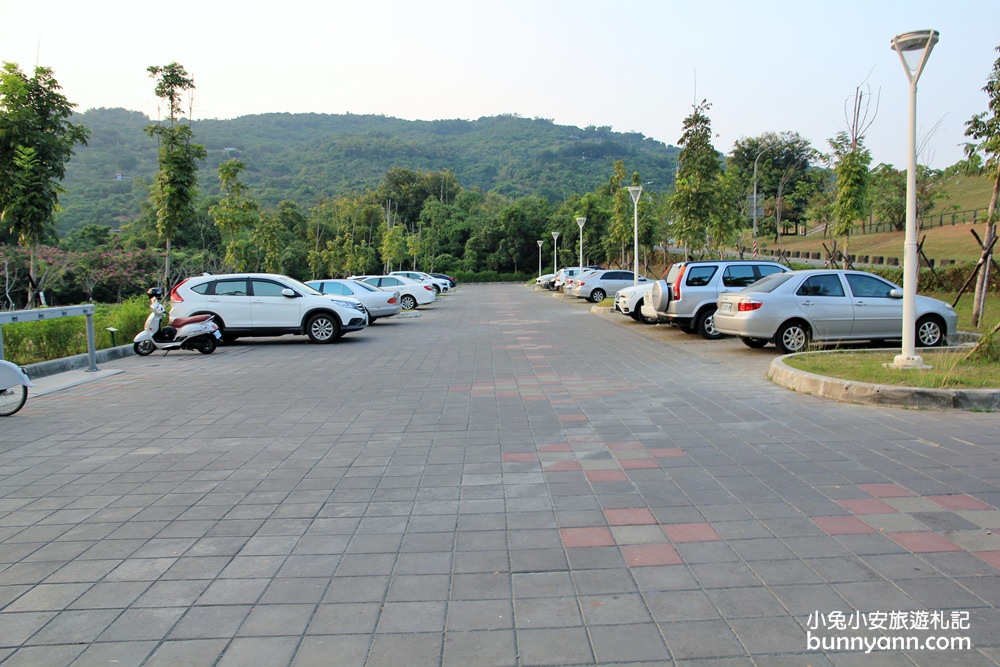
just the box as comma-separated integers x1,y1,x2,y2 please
742,272,794,293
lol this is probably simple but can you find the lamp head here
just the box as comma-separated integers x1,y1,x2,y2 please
891,29,939,80
628,186,643,204
576,217,587,229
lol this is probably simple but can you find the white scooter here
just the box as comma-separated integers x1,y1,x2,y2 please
133,288,221,356
0,360,32,416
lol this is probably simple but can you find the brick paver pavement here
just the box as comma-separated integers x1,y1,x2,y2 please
1,284,999,666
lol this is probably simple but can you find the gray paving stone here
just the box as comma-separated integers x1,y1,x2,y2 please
1,285,998,666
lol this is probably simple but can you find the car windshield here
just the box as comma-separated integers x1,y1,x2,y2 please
741,272,794,293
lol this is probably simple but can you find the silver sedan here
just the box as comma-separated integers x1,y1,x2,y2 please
306,279,402,322
714,269,958,354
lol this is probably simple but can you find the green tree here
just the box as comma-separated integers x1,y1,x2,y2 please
0,62,89,306
965,43,1000,326
670,101,724,255
210,159,259,270
145,63,207,288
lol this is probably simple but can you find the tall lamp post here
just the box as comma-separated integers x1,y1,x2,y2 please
891,29,938,370
537,239,544,278
551,231,560,274
628,186,642,285
752,147,772,259
576,217,587,270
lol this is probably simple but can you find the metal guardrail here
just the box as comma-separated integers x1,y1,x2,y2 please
0,304,99,371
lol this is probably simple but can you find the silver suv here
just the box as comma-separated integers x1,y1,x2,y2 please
640,260,788,339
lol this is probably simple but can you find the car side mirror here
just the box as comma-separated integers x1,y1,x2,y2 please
281,288,298,298
888,288,903,299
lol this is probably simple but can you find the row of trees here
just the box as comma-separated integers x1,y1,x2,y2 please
2,49,999,312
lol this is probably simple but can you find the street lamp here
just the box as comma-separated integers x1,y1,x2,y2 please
628,186,642,285
891,29,939,370
551,231,560,273
576,217,587,270
537,239,544,278
752,146,773,259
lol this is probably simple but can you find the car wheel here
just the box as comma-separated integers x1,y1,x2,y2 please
133,340,155,356
775,320,810,354
590,288,606,303
400,294,417,310
916,315,945,347
306,313,340,343
740,337,769,349
696,308,724,340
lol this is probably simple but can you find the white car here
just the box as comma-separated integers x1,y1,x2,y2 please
614,283,656,323
567,270,648,303
536,273,556,289
306,278,402,323
390,271,449,294
169,273,367,343
351,275,436,310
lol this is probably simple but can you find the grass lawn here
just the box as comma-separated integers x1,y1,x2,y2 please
784,348,999,390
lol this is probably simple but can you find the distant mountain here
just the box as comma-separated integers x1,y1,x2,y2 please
58,108,680,234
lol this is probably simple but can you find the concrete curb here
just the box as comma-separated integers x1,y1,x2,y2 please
23,344,135,379
768,351,1000,411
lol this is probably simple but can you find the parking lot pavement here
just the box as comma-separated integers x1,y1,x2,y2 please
1,284,999,666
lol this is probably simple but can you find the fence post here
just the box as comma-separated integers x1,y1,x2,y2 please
85,311,98,372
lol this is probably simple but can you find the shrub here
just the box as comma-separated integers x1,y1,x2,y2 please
1,296,149,366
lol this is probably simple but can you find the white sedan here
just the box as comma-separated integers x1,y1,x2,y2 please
715,269,957,353
351,275,437,310
306,278,402,323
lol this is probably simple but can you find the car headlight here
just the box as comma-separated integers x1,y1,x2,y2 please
330,298,364,312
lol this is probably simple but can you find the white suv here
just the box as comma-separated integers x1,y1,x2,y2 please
640,260,789,339
169,273,368,343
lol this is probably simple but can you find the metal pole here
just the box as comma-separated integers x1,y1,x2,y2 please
891,30,937,369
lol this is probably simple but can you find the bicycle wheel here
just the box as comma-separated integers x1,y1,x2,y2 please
0,385,27,416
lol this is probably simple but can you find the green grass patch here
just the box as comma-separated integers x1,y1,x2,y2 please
784,348,1000,390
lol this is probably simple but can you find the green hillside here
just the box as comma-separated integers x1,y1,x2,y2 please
57,109,680,235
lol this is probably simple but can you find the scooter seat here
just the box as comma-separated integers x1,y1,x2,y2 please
171,314,212,328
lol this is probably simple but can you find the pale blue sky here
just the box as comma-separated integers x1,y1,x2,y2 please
2,0,997,171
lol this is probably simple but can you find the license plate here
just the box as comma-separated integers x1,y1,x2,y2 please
720,302,732,313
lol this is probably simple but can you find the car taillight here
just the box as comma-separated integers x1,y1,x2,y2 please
578,281,585,286
737,300,763,312
388,296,397,304
424,285,434,291
673,266,686,301
169,279,189,303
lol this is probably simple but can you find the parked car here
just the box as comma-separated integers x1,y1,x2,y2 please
169,273,367,343
614,283,657,323
551,267,582,291
390,270,450,294
536,273,556,289
567,270,648,303
306,278,402,323
351,274,436,310
714,269,958,353
429,273,457,288
641,260,789,339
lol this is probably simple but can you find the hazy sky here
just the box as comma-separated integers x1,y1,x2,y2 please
2,0,998,171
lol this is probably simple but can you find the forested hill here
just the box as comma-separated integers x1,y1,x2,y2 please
59,108,680,234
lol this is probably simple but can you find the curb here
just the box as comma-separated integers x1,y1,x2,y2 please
23,344,135,380
768,352,1000,411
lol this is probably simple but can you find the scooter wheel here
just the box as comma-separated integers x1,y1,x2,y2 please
133,340,155,356
197,336,217,354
